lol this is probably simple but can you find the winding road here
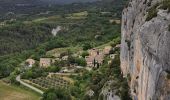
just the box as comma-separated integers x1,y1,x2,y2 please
16,75,44,95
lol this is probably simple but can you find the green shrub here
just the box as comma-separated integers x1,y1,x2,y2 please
146,3,159,21
46,66,61,73
81,51,89,58
75,58,87,67
43,88,71,100
146,0,170,21
83,43,93,50
159,0,170,12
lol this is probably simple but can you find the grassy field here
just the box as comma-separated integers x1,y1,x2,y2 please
0,81,41,100
66,11,88,19
23,11,87,24
46,46,83,57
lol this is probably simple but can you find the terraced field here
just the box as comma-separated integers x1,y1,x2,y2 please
27,75,72,90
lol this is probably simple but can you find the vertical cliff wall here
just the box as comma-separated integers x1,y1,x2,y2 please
121,0,170,99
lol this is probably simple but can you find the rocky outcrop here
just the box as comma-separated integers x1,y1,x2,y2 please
51,26,61,36
99,81,121,100
121,0,170,100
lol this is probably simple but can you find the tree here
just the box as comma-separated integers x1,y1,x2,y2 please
46,92,57,100
46,66,61,73
83,43,93,50
70,86,82,98
81,51,89,58
43,88,71,100
75,58,87,67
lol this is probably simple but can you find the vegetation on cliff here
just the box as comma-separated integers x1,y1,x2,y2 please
146,0,170,21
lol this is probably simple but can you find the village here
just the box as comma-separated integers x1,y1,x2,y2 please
25,44,120,74
19,43,121,96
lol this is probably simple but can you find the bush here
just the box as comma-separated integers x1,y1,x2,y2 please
159,0,170,12
43,88,71,100
146,3,159,21
75,58,87,67
21,67,47,79
46,66,61,73
9,74,20,85
83,43,93,50
81,51,89,58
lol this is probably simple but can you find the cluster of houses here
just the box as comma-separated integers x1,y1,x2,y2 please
25,45,120,70
85,46,114,67
25,55,81,73
25,55,69,68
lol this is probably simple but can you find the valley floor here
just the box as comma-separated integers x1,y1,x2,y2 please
0,81,41,100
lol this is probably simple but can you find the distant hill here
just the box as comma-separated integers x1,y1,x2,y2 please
0,0,99,18
0,0,99,5
40,0,100,4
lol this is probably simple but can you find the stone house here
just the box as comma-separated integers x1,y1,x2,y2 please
95,54,104,66
88,48,103,57
39,58,51,68
104,46,112,55
85,56,95,67
85,48,104,67
26,59,35,67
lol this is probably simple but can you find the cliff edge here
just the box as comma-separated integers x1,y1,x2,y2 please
121,0,170,99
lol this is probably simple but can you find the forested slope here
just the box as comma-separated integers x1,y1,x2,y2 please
0,0,127,78
0,23,52,56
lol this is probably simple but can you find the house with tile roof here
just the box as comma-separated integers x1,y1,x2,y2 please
104,46,112,55
26,59,35,67
39,58,51,68
85,48,104,67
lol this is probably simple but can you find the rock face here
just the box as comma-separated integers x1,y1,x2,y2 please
51,26,61,36
121,0,170,100
100,81,121,100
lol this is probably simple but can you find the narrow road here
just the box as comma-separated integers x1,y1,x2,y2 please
16,75,44,95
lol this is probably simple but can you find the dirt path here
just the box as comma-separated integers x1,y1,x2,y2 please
16,75,44,95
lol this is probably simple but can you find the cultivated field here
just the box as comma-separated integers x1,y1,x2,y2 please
0,81,41,100
26,75,72,90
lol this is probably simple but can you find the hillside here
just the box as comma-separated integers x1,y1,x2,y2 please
0,0,127,57
0,0,169,99
0,0,132,100
0,0,98,5
0,0,98,16
39,0,99,4
0,0,127,78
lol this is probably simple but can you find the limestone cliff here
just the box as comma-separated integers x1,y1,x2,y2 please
121,0,170,100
